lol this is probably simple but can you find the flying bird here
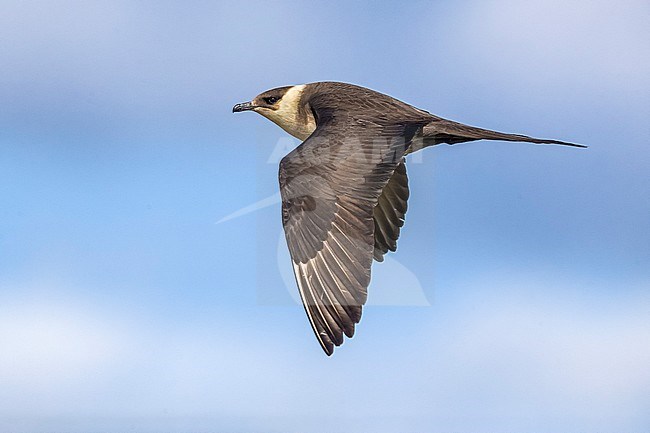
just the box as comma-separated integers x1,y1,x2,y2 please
233,81,584,355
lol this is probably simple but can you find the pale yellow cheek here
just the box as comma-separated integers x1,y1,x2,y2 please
256,108,290,126
252,85,315,141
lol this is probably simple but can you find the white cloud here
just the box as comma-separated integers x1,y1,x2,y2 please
422,274,650,429
1,275,648,432
0,1,312,122
0,299,125,388
443,0,649,86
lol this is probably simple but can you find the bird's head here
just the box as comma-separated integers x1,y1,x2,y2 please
233,84,316,141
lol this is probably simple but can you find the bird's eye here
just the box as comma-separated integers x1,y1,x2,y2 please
263,96,279,105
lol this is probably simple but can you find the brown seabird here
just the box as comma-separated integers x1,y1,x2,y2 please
233,81,584,355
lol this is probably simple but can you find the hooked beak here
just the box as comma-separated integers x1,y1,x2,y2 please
232,101,255,113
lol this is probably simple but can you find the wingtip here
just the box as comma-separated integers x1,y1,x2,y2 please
322,343,334,356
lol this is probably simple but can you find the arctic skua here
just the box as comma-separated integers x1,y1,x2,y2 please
233,81,584,355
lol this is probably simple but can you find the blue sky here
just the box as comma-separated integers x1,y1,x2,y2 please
1,1,649,432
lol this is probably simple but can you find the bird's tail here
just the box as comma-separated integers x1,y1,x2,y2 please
417,117,586,149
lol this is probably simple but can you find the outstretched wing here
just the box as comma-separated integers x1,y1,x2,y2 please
373,159,409,262
279,114,422,355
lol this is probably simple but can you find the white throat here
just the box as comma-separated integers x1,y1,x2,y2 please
256,84,316,141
